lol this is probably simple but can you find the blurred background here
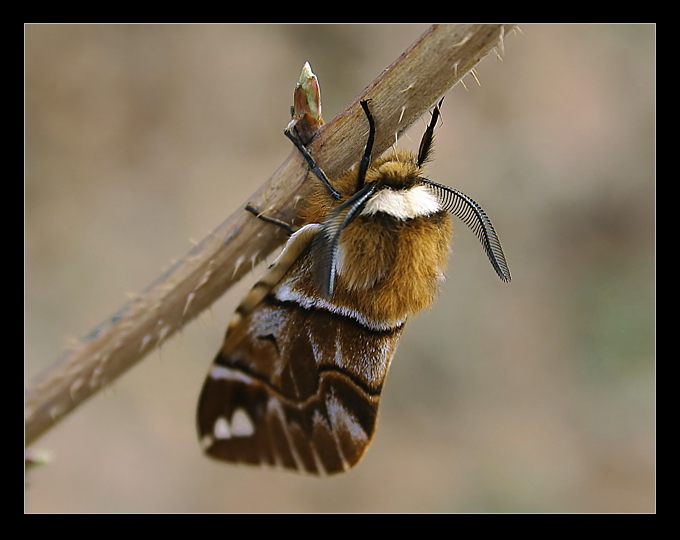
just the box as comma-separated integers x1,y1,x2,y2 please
25,24,655,513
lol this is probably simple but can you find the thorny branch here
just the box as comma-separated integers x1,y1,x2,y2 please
26,24,516,446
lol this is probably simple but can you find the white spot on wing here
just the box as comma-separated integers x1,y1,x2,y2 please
210,365,256,385
213,416,232,439
200,434,215,450
231,408,255,437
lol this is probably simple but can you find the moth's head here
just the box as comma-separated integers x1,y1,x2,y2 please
363,151,422,190
355,151,440,221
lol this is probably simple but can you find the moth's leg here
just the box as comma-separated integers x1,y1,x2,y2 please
284,129,341,200
245,204,297,235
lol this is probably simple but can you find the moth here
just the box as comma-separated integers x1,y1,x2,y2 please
197,99,510,475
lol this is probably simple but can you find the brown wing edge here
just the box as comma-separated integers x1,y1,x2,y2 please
197,363,380,474
197,298,405,475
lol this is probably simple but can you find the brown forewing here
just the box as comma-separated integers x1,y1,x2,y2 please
197,295,404,475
